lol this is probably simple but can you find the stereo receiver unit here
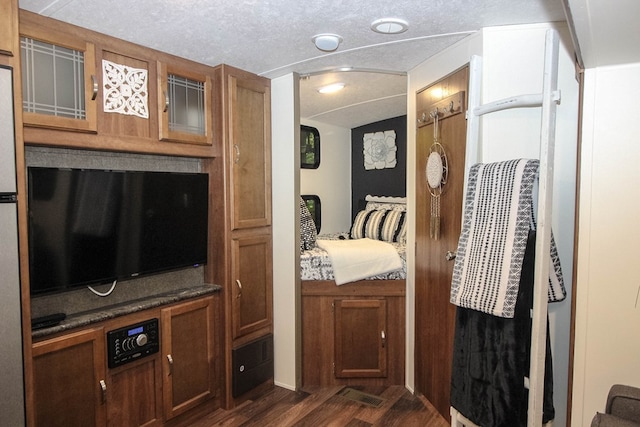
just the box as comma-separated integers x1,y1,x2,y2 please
107,318,159,368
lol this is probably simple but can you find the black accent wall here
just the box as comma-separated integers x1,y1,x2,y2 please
351,115,407,220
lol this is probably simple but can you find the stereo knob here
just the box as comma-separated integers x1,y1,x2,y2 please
136,333,148,347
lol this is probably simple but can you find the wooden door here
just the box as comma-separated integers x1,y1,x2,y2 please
107,358,162,427
231,232,273,339
98,50,154,138
227,69,271,230
157,61,213,146
334,298,387,378
19,11,98,133
32,327,106,427
161,297,215,420
414,65,469,420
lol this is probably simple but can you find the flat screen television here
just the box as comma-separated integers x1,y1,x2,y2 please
28,167,209,296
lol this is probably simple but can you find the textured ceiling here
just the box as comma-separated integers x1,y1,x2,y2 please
19,0,567,128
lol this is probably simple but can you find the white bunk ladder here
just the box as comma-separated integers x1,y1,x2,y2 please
452,28,561,427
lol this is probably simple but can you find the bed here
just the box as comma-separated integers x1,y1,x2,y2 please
300,195,408,284
300,195,407,387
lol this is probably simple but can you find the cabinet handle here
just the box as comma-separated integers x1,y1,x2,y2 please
445,250,456,261
99,379,107,404
236,279,242,299
91,75,98,101
233,144,240,163
167,354,173,375
381,330,386,348
163,90,169,113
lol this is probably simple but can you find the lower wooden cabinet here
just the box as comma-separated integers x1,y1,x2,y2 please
32,327,107,427
161,296,215,420
301,280,405,387
107,358,162,427
31,295,216,426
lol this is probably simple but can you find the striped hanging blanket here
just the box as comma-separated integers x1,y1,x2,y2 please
450,159,566,318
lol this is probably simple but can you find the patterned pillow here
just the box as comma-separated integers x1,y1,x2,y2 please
365,201,407,212
350,209,406,242
300,198,317,252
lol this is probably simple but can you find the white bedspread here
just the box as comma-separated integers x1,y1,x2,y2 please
316,238,403,285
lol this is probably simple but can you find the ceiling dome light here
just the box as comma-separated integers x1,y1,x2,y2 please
318,83,345,94
312,34,343,52
370,18,409,34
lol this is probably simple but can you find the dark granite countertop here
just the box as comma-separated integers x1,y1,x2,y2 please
32,284,222,339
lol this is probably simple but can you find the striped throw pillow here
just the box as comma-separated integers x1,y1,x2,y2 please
350,209,406,242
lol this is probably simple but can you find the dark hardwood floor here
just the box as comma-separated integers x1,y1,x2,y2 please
190,385,449,426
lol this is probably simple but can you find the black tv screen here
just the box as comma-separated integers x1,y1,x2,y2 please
28,167,209,296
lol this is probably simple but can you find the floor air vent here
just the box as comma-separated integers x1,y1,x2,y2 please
336,387,385,408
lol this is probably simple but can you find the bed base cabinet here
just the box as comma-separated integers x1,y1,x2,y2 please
301,280,405,387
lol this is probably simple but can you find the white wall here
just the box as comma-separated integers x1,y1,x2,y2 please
300,119,352,234
571,62,640,425
271,85,352,390
408,23,578,426
271,73,299,391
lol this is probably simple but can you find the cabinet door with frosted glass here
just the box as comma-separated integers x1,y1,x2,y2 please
158,62,213,146
19,13,97,133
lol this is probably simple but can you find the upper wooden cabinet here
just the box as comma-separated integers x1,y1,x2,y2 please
17,10,219,158
19,17,98,133
227,71,272,230
158,62,214,145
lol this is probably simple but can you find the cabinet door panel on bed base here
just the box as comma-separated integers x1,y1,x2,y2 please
301,280,405,387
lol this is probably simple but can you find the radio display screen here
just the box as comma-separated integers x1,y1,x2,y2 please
128,326,143,336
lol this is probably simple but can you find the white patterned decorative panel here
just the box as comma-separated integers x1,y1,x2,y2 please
102,59,148,118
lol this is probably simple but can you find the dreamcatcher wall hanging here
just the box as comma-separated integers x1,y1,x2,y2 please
425,109,448,240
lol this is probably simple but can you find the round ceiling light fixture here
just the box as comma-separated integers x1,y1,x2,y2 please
312,33,343,52
370,18,409,34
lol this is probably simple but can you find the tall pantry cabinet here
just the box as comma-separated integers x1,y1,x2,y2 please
206,64,273,408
